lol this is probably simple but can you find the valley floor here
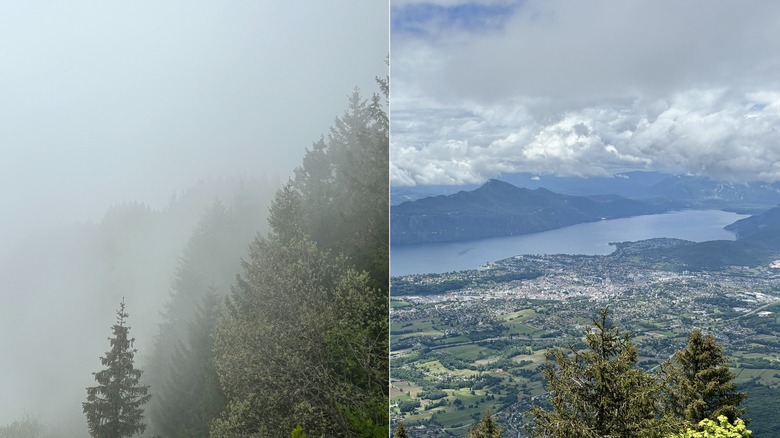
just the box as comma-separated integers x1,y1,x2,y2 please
391,248,780,436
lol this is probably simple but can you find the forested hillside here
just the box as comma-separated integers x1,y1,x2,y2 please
207,78,389,437
1,75,387,437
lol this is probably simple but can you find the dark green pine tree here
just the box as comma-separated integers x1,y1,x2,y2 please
662,329,746,426
529,308,666,438
467,410,502,438
83,299,151,438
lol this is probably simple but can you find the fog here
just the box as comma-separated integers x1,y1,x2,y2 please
0,1,387,434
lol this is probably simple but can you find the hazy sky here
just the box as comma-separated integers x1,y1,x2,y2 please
390,0,780,186
0,1,387,429
1,1,387,236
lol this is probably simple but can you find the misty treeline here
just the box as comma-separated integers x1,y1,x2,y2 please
141,76,388,437
0,75,387,437
144,78,388,437
0,176,276,436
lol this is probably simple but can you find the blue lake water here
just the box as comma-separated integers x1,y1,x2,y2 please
390,210,749,276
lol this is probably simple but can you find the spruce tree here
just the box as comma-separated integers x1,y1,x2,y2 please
529,308,665,437
662,329,746,426
83,299,151,438
467,410,502,438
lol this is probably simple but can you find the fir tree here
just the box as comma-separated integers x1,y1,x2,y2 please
661,329,746,426
529,307,666,437
83,299,151,438
467,410,502,438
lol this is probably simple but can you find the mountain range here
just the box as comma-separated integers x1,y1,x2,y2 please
392,172,780,213
391,179,675,245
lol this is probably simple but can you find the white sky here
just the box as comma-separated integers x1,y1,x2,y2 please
390,0,780,186
1,0,388,234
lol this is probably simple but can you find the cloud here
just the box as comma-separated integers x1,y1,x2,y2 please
391,0,780,185
391,88,780,185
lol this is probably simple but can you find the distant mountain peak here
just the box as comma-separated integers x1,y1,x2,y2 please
482,178,513,187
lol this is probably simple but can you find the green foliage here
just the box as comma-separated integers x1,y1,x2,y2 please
467,410,502,438
211,237,386,436
661,329,746,425
739,381,780,436
209,398,260,438
398,400,421,413
290,425,308,438
83,300,151,438
210,82,388,437
529,307,667,438
666,416,752,438
340,402,389,437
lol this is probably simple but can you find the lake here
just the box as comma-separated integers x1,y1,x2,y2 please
390,210,749,276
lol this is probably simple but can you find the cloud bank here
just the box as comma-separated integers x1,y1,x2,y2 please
391,0,780,185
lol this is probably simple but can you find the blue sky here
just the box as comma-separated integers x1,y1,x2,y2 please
390,0,780,186
392,1,518,35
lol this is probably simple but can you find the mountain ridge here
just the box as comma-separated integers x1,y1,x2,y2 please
391,179,673,245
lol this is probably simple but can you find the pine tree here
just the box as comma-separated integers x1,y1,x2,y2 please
83,299,151,438
529,307,665,437
661,329,746,426
467,410,502,438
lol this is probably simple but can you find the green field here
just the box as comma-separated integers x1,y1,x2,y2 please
390,254,780,435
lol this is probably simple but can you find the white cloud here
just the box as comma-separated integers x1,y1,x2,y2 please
391,0,780,185
391,88,780,185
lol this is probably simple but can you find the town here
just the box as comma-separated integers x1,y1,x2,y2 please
391,239,780,436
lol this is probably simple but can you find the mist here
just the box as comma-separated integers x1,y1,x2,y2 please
0,178,278,434
0,0,387,435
